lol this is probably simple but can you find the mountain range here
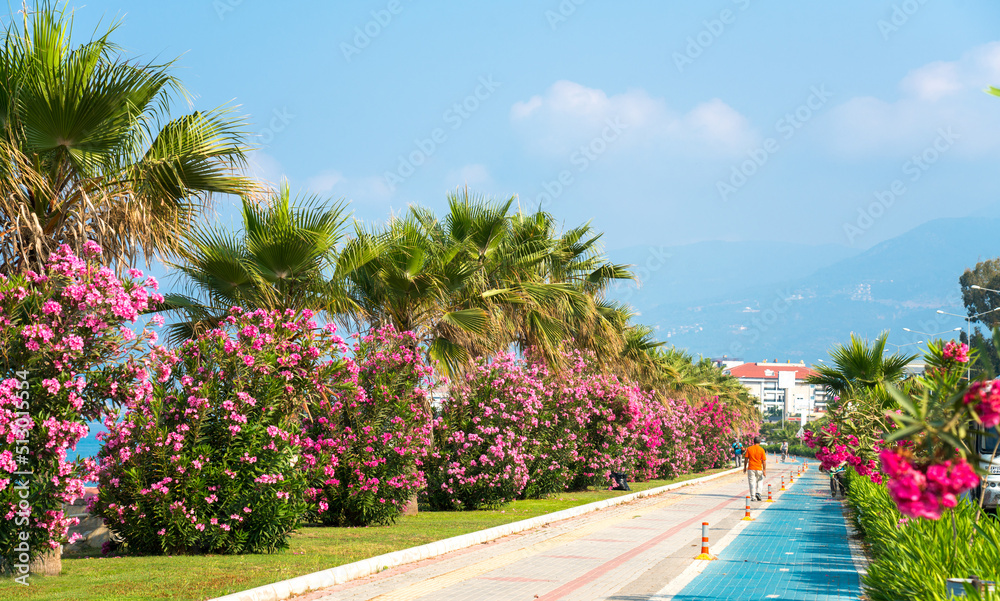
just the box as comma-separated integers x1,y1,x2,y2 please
607,216,1000,364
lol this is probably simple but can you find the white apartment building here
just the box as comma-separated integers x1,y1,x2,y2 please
723,361,831,418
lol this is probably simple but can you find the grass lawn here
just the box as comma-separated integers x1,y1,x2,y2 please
0,469,727,601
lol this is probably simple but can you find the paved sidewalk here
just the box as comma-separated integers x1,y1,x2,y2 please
665,463,862,601
291,460,839,601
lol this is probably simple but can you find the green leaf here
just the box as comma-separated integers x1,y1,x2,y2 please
440,308,488,335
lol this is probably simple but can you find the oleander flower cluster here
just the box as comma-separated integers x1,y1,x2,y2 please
301,324,433,526
0,244,159,569
806,339,996,520
423,348,746,510
91,308,338,554
879,448,980,520
805,420,885,484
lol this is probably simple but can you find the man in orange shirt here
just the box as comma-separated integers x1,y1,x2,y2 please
743,436,767,501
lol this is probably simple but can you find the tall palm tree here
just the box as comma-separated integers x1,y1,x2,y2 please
343,189,635,373
807,331,916,408
0,3,254,274
162,184,358,342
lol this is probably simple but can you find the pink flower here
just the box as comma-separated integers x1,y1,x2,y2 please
41,300,62,315
943,340,970,363
880,449,981,520
83,240,103,256
42,378,61,395
965,380,1000,428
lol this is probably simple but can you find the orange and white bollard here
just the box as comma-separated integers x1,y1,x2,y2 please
780,475,786,491
695,522,716,560
766,483,774,503
742,496,754,521
789,471,795,484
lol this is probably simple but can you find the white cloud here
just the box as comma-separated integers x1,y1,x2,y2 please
825,41,1000,157
510,80,757,158
304,170,345,194
244,151,286,187
304,170,392,206
444,164,492,188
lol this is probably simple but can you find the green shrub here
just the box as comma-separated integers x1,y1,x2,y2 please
762,442,816,458
847,472,1000,601
92,310,337,555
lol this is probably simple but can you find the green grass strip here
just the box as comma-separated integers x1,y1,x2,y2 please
0,470,724,601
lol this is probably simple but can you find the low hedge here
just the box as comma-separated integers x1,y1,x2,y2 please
762,442,816,458
846,470,1000,601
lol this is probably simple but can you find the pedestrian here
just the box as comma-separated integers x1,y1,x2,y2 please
780,441,788,463
744,436,766,501
732,439,744,467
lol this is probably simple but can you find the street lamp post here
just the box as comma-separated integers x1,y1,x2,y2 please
936,308,1000,379
887,340,924,353
902,326,962,339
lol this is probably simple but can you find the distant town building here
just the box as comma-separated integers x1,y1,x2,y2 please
903,362,926,377
723,361,831,418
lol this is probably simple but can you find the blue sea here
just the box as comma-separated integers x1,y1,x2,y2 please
70,421,107,460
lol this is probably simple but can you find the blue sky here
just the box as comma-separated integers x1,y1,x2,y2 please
59,0,1000,255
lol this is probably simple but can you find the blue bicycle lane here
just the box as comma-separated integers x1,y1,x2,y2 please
669,462,863,601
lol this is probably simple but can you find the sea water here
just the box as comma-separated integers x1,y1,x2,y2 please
69,421,108,461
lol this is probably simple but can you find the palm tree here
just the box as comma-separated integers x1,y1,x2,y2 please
343,189,635,373
807,331,916,408
0,4,254,274
163,184,358,342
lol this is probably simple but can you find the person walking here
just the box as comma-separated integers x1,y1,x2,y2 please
780,441,789,463
744,436,767,501
732,439,744,467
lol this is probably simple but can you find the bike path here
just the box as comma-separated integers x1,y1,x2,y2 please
292,463,810,601
664,462,862,601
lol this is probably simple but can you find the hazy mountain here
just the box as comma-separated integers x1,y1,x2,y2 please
607,240,860,306
610,217,1000,364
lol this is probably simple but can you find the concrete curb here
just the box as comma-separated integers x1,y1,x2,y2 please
209,467,742,601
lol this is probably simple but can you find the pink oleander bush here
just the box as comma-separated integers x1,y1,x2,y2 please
550,349,658,490
0,244,158,573
92,308,344,555
423,347,742,509
424,354,541,510
806,339,992,520
301,325,433,526
653,396,699,479
689,399,739,473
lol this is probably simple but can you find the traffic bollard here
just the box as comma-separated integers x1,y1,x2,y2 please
695,522,716,560
766,483,774,503
742,496,754,521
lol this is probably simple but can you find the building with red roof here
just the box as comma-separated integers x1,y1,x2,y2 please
723,361,830,418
